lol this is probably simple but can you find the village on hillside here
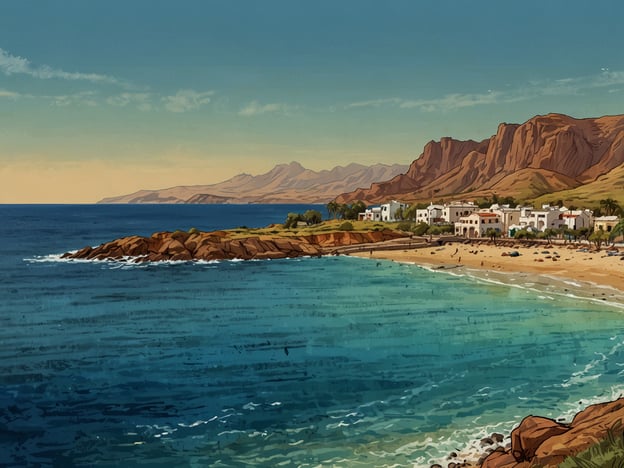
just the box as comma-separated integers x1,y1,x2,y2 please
343,198,624,245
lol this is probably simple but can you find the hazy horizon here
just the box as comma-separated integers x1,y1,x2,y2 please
1,0,623,202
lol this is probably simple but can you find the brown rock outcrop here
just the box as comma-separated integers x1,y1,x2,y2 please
480,397,624,467
61,229,407,263
336,113,624,204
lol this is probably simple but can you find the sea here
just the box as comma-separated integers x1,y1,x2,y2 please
1,204,624,468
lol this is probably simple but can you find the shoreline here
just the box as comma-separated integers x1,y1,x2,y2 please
352,240,624,306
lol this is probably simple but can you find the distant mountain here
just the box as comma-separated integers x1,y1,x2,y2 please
336,113,624,205
98,162,409,204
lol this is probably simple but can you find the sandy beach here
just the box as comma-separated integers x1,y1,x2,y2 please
353,240,624,304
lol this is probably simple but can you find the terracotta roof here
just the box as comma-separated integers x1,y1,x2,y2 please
476,213,498,218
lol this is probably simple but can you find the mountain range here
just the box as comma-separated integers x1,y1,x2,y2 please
100,113,624,207
98,162,409,204
337,113,624,206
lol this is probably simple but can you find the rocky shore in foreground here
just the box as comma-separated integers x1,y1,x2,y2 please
440,397,624,468
61,228,407,262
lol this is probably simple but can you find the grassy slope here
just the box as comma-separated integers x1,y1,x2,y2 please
225,219,403,239
522,164,624,208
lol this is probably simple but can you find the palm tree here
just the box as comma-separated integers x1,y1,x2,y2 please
326,201,339,220
485,228,500,244
609,218,624,243
589,230,610,249
599,198,621,216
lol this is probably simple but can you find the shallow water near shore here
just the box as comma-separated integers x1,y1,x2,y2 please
2,205,624,467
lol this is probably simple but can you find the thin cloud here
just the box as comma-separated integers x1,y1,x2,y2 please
344,69,624,113
239,100,289,117
400,91,504,111
0,47,127,87
163,89,214,113
107,92,153,111
344,98,401,109
0,88,22,99
50,91,99,107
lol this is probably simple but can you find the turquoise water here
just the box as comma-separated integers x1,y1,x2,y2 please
1,205,623,467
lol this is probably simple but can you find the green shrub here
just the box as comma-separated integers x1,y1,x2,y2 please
411,222,429,236
397,221,413,232
284,213,303,229
560,421,624,468
339,221,354,231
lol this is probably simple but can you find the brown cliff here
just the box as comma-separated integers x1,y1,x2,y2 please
337,113,624,204
61,229,406,263
480,398,624,467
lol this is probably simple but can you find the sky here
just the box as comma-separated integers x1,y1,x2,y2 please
1,0,623,203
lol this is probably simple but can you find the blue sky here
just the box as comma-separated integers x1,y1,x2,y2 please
1,0,623,202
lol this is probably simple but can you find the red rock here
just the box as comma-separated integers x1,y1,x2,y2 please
227,239,249,258
481,449,521,468
68,246,93,258
533,399,624,466
184,234,202,253
170,252,193,261
144,253,157,262
510,416,569,462
194,244,223,260
253,251,288,260
159,239,187,255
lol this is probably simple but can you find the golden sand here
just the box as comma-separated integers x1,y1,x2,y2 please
352,241,624,297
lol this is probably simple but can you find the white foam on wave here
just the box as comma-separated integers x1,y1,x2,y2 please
23,253,246,269
366,254,624,311
560,339,624,388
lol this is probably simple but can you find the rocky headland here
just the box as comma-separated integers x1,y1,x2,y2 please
61,228,408,262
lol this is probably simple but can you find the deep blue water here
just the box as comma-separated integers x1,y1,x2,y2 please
1,205,624,467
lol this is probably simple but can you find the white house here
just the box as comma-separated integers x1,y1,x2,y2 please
455,212,503,238
488,204,521,234
360,200,408,222
518,204,564,232
561,209,594,231
442,201,478,224
416,204,444,224
380,200,408,222
359,206,382,221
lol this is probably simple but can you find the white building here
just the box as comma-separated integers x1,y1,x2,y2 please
442,201,478,224
455,212,503,238
487,204,521,235
359,206,382,221
380,200,408,222
561,209,594,231
415,201,477,225
415,204,444,224
359,200,408,222
518,205,564,232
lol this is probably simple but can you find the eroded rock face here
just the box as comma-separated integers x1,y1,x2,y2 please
336,113,624,203
61,229,406,263
480,398,624,467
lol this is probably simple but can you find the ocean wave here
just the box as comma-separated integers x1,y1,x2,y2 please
23,253,320,268
365,256,624,310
